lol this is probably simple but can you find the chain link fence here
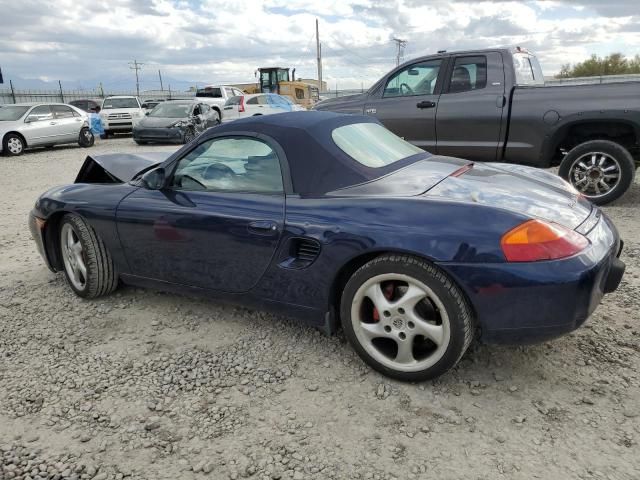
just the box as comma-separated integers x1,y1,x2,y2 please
0,87,194,105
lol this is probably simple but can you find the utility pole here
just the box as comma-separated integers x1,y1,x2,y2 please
158,69,164,92
316,18,323,93
392,38,407,67
128,60,144,96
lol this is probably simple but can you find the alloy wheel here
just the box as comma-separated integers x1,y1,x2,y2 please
569,152,621,198
61,223,87,291
350,273,450,373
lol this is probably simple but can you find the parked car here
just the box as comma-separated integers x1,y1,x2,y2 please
222,93,305,122
69,99,101,113
1,103,94,156
133,100,220,145
99,96,145,138
141,99,165,111
28,112,624,380
314,46,640,205
195,85,245,121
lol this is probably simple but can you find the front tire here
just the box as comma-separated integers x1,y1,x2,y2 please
559,140,635,205
3,134,25,156
78,127,95,148
59,214,118,298
340,254,474,381
183,128,195,144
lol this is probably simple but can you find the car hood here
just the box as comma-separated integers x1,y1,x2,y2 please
138,116,187,128
314,93,367,113
75,152,172,183
426,161,592,229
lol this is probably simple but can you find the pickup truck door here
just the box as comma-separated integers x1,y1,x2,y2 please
363,58,445,152
435,52,506,162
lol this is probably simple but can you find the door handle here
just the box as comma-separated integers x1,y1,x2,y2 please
248,220,278,235
496,95,506,108
416,101,436,109
49,122,57,125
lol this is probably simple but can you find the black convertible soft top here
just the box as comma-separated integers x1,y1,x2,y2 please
206,111,431,196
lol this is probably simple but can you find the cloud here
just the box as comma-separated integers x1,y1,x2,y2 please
0,0,638,90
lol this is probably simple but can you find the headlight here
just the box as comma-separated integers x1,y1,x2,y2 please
171,120,188,128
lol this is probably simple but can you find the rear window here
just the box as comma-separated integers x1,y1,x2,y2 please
332,123,424,168
196,87,222,98
513,53,545,86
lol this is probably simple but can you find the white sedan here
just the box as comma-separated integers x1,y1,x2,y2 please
222,93,305,122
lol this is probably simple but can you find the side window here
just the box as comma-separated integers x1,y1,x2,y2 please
26,105,53,122
51,105,75,119
448,56,487,93
234,89,244,97
224,87,234,98
247,97,259,105
170,137,284,193
383,59,442,98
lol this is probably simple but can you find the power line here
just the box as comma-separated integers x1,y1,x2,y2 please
128,60,144,96
392,38,408,67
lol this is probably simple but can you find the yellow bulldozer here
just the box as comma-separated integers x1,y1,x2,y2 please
244,67,319,109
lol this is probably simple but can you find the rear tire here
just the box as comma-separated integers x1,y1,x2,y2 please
59,214,118,298
183,128,195,144
3,134,25,156
559,140,635,205
340,254,474,381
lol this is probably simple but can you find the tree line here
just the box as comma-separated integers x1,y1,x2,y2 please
556,53,640,78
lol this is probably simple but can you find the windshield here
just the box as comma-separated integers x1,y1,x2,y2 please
0,106,30,121
102,98,139,109
196,87,222,98
332,123,424,167
149,103,192,118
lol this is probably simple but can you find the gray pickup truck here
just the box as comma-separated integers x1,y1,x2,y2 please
315,47,640,204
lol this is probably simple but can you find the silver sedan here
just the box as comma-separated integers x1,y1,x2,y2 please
0,103,94,156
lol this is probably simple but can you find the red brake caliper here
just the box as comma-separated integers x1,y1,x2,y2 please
372,283,395,322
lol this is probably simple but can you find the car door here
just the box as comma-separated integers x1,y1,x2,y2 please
363,58,445,152
51,105,84,141
223,97,241,121
116,135,285,292
22,105,57,145
246,95,268,116
435,52,506,162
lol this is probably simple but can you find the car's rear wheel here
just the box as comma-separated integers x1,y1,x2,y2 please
78,127,95,148
212,110,221,125
340,254,474,381
3,134,25,156
559,140,635,205
134,139,147,145
59,214,118,298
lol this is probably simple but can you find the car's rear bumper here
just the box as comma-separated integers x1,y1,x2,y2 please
438,212,625,344
133,127,185,143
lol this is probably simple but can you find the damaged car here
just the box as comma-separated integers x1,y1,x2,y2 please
133,100,220,145
29,111,625,380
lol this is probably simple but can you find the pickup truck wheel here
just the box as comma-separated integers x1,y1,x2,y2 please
340,254,474,381
559,140,635,205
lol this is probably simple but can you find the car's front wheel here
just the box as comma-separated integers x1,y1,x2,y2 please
3,134,25,156
559,140,635,205
340,254,474,381
183,128,195,144
78,127,95,148
59,214,118,298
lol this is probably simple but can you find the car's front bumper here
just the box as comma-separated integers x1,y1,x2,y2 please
133,126,186,144
438,211,625,344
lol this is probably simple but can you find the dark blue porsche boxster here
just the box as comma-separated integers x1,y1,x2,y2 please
29,111,625,380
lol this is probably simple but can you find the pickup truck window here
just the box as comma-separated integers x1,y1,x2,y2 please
513,53,545,85
196,87,222,98
448,56,487,93
383,59,442,98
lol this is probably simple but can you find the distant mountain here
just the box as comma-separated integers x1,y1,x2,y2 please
1,74,245,93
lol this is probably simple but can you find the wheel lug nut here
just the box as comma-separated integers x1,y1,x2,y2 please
407,322,415,329
384,325,391,333
383,310,391,317
399,332,406,340
398,308,405,315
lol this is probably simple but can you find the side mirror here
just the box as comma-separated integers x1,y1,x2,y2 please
141,103,149,109
141,168,166,190
145,111,150,116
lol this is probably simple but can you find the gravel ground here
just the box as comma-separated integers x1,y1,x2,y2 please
1,136,639,480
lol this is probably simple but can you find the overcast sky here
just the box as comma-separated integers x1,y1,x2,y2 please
1,0,639,90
